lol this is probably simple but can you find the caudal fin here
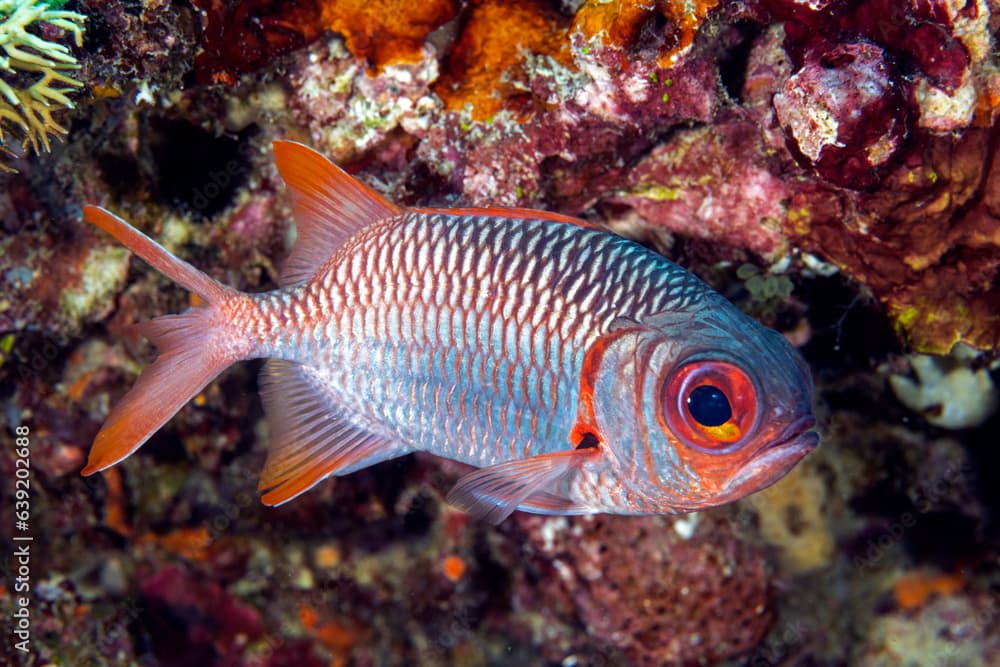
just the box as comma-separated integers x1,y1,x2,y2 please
83,206,232,304
81,206,244,475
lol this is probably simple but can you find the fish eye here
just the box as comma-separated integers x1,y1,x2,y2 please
661,360,759,452
687,385,732,426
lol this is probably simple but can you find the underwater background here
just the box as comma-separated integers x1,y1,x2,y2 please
1,0,999,665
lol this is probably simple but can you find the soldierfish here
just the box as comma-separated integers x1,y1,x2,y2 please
81,140,818,524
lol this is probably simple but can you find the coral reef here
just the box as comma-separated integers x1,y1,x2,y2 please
321,0,459,71
435,0,570,119
890,344,1000,429
773,40,905,189
290,37,441,164
2,0,1000,665
610,120,791,259
762,0,1000,352
572,0,720,69
0,0,86,170
743,458,834,574
192,0,323,87
857,586,1000,667
518,514,774,665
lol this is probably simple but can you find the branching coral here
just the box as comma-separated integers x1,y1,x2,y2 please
0,0,85,171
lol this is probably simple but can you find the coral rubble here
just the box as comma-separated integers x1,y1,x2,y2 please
763,0,1000,352
773,40,905,189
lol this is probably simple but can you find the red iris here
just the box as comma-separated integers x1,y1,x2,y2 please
660,360,760,452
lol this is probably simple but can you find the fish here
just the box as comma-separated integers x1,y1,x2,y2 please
80,140,819,524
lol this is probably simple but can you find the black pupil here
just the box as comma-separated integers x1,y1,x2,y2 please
688,385,732,427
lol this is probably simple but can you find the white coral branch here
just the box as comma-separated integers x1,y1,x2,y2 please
0,0,86,170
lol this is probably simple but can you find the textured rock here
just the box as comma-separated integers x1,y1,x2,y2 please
518,514,774,665
774,41,906,189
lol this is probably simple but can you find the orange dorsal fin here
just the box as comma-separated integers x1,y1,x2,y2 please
413,206,607,231
272,140,401,286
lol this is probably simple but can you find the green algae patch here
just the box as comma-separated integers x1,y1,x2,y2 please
628,183,683,201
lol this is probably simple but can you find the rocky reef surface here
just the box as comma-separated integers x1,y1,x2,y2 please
1,1,999,665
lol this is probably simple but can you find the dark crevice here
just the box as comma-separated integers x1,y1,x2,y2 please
799,274,901,375
718,21,762,103
143,117,254,218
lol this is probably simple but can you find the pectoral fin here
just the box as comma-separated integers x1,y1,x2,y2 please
445,449,596,524
518,491,592,516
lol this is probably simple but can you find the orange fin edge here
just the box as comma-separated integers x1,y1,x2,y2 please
411,206,606,231
257,360,406,506
271,140,401,286
81,309,236,475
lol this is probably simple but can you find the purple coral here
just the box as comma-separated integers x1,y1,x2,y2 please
773,41,907,189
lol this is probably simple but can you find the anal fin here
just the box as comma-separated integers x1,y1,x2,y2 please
258,360,404,505
445,449,595,525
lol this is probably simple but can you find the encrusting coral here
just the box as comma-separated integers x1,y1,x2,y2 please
0,0,85,171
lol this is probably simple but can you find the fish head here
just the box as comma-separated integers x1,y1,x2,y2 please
582,301,818,513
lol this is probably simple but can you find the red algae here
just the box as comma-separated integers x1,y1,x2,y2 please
783,126,1000,353
519,514,774,665
193,0,324,85
193,0,458,85
613,120,791,259
140,565,265,664
773,41,907,190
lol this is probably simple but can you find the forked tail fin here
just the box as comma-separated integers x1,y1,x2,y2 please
83,206,231,304
81,206,247,475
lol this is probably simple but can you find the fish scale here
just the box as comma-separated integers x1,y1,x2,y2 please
251,211,706,471
80,140,818,523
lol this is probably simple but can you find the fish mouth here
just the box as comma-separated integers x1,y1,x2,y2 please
723,415,819,497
